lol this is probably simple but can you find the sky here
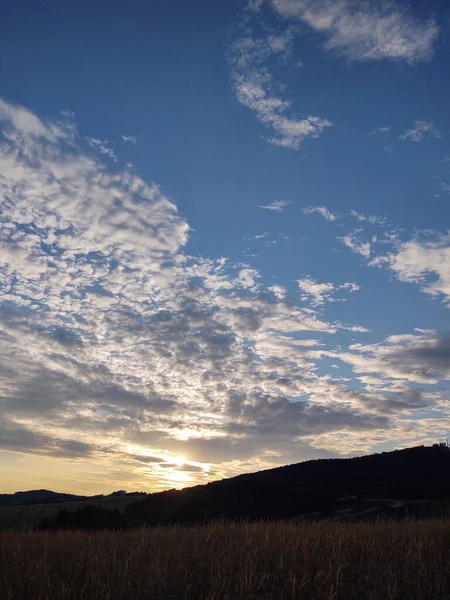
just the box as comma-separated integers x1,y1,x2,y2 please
1,0,450,495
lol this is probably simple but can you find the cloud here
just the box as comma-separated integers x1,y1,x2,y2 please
302,205,339,221
85,137,118,161
369,126,390,136
298,277,359,306
340,230,372,257
256,200,289,211
399,120,441,142
388,334,450,378
0,416,95,459
383,232,450,305
0,98,72,142
229,33,332,149
335,331,450,390
350,210,386,226
121,135,137,144
257,0,438,62
267,285,287,299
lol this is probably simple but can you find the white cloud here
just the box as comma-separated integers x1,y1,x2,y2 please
0,98,72,142
268,285,287,299
302,205,339,221
236,268,261,290
121,135,137,144
260,0,438,62
298,277,359,306
340,230,372,257
85,137,118,161
384,233,450,305
256,200,289,211
399,120,441,142
229,34,332,149
350,209,386,226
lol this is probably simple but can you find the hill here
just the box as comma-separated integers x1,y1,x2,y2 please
0,489,92,506
125,443,450,526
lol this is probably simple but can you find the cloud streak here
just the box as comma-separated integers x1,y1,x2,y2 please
256,200,290,211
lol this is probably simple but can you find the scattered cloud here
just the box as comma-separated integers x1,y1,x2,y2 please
121,134,137,144
298,277,359,306
369,126,390,136
340,230,372,257
383,232,450,305
399,121,441,142
302,206,339,221
229,32,332,149
256,0,438,63
85,137,118,161
256,200,289,211
350,210,386,226
268,285,287,299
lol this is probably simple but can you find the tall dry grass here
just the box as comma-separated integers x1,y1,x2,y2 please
1,519,450,599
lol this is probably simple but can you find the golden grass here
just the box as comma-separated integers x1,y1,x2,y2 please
1,520,450,599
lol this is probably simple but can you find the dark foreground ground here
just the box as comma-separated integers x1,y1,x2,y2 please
1,520,450,600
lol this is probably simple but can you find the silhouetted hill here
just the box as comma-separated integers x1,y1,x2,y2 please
33,444,450,530
0,490,89,506
0,489,145,507
125,444,450,526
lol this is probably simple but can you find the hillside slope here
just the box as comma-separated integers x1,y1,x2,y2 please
126,444,450,525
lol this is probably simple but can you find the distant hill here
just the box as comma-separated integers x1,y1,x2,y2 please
125,444,450,526
0,490,89,506
0,489,144,507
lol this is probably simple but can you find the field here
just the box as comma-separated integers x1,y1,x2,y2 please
0,495,143,531
1,520,450,600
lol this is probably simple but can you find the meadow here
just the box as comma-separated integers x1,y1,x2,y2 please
1,519,450,600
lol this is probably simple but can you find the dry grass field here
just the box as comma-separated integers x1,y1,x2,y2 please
1,519,450,600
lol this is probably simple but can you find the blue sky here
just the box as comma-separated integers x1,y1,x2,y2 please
1,0,450,493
